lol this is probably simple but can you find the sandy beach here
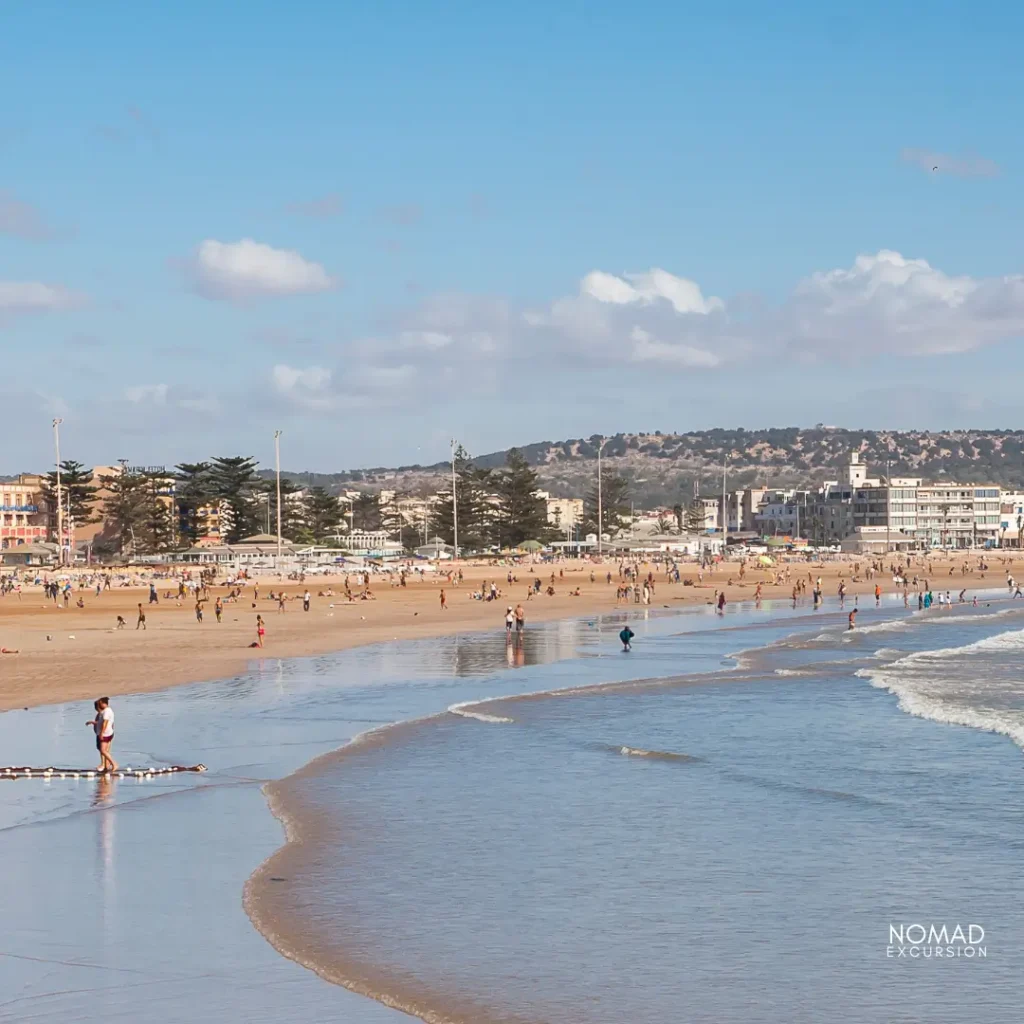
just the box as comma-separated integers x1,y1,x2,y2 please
0,554,1012,711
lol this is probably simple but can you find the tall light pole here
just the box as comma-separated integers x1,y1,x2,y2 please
450,438,459,561
274,430,283,561
597,437,605,555
52,418,63,565
885,458,891,557
721,454,729,542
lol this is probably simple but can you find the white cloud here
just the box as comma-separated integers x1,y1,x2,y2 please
124,383,169,405
272,363,336,409
188,239,337,301
788,249,1024,356
901,147,1000,178
0,281,81,323
0,192,55,240
582,268,724,314
629,327,721,367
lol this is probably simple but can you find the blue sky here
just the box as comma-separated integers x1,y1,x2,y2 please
2,0,1023,473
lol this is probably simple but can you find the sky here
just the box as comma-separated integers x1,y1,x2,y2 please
2,0,1024,474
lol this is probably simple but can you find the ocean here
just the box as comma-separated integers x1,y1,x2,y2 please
3,596,1024,1022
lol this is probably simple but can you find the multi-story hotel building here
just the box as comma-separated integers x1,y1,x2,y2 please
0,474,49,548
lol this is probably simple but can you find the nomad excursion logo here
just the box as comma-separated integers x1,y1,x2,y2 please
887,923,987,959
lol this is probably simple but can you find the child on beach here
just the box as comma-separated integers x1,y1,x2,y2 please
256,614,265,647
619,626,635,651
86,697,117,774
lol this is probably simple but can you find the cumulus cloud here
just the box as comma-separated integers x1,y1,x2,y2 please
272,363,336,409
0,281,81,323
286,193,343,219
787,249,1024,356
581,268,724,314
187,239,337,301
901,147,1001,178
0,192,56,240
259,249,1024,419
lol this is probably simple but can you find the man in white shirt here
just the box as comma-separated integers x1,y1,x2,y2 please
87,697,118,773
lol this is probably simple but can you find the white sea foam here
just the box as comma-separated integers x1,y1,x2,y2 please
448,701,514,724
774,668,809,677
858,627,1024,750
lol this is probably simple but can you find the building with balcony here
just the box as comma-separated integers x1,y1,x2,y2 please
0,475,49,549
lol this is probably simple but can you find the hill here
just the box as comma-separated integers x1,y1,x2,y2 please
279,427,1024,507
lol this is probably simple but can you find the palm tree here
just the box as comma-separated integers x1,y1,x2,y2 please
1017,513,1023,550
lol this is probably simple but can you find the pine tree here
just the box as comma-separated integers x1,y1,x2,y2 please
351,492,383,531
174,463,213,546
301,486,343,542
432,445,493,552
583,472,630,539
492,448,551,548
140,472,174,552
684,500,706,533
209,456,262,543
42,460,98,535
99,470,149,556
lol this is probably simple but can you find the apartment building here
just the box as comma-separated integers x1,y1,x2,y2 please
915,485,1001,548
0,475,48,548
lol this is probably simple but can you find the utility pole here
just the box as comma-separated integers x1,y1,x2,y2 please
274,430,283,561
885,458,891,557
52,418,63,565
597,438,605,555
451,438,459,561
721,455,729,542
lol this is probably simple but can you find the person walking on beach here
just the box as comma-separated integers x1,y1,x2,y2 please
136,602,146,630
215,597,223,623
195,599,204,623
149,583,158,605
303,589,311,612
505,605,514,638
87,697,117,774
256,614,265,647
717,591,726,614
874,583,881,607
620,626,635,651
440,588,447,610
514,603,525,635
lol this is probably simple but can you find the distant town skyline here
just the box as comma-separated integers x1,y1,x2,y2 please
3,2,1023,470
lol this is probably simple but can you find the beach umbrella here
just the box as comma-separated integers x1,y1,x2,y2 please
519,540,545,552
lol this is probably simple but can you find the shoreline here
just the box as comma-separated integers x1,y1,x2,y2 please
2,555,1004,712
240,593,1024,1024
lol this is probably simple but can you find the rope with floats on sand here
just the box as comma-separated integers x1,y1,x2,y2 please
0,764,207,780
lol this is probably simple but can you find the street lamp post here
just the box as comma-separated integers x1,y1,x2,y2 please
52,418,63,565
885,459,891,557
450,438,459,561
274,430,283,562
597,437,606,555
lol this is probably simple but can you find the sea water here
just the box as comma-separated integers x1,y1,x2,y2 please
3,598,1024,1023
249,598,1024,1024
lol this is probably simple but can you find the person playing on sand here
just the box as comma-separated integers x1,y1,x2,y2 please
136,602,146,630
87,697,117,773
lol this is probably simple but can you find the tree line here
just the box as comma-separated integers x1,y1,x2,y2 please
41,457,347,557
